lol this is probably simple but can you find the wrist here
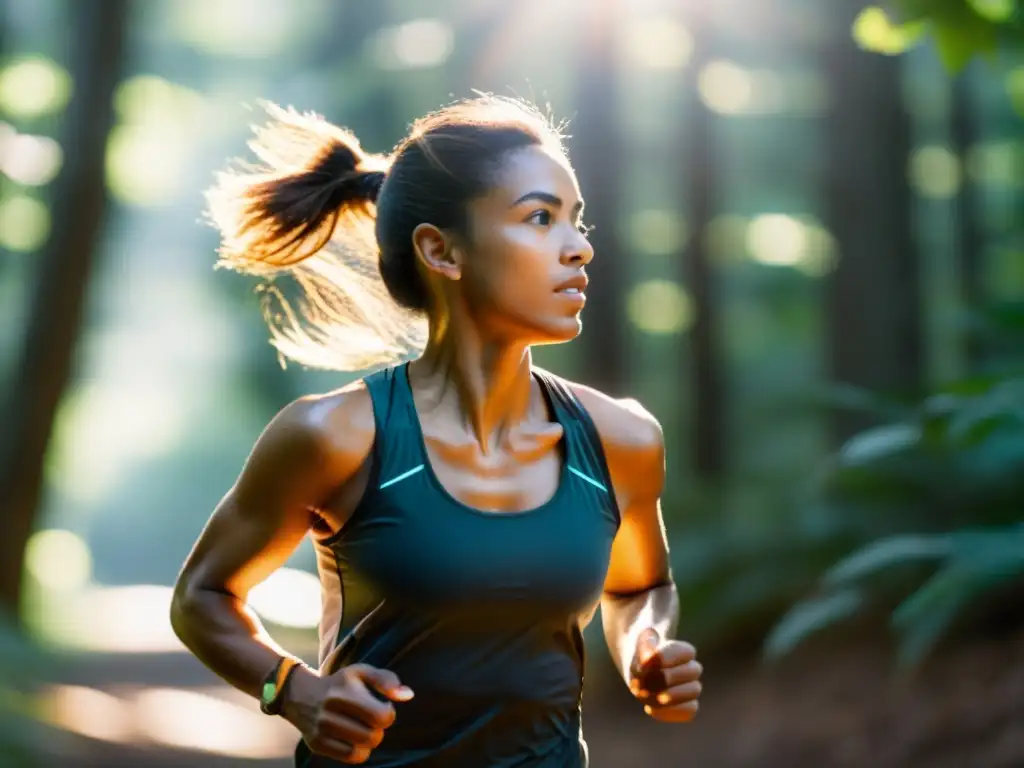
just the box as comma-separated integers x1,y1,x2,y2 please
280,663,323,725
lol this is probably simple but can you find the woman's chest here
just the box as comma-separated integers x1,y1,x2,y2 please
337,488,618,617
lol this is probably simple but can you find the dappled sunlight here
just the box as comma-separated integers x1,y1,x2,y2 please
909,145,962,198
699,62,827,116
42,686,136,744
629,209,688,256
170,0,309,57
106,124,191,206
0,56,72,118
32,584,183,654
134,687,297,758
622,16,693,70
372,19,455,70
0,194,50,251
967,141,1023,186
48,380,189,505
0,127,63,186
24,530,92,593
114,75,207,129
41,685,297,759
626,280,694,335
248,567,323,629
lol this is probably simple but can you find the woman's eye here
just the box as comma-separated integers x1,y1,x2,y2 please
528,210,553,226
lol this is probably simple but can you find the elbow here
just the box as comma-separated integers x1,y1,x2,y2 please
169,577,203,646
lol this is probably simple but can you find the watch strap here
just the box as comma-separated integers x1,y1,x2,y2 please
260,656,302,716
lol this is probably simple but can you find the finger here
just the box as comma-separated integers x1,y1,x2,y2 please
645,700,699,723
650,681,702,707
327,682,397,731
662,660,703,687
655,641,697,667
630,628,662,681
636,628,661,667
349,664,415,702
319,713,385,750
304,734,371,764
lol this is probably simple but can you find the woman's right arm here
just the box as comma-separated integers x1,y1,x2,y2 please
170,389,372,698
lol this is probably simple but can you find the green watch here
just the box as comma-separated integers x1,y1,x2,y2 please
260,656,302,716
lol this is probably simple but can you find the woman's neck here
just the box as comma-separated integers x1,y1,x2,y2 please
410,323,535,455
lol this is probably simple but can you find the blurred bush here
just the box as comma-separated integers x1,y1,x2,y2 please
765,301,1024,665
0,612,51,767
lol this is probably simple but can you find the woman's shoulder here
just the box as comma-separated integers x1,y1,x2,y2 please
261,379,377,476
551,376,662,447
554,376,664,459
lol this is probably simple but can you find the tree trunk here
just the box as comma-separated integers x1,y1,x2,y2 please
950,71,983,369
0,0,129,616
821,0,922,441
680,6,725,481
573,0,627,396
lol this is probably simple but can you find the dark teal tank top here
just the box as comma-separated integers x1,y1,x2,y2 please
297,363,620,768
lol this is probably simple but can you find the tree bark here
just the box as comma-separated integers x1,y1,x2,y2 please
0,0,129,616
821,0,922,441
573,0,627,396
950,71,983,369
680,6,725,481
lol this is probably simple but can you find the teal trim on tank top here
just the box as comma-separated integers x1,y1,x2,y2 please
568,465,607,492
378,464,425,490
379,462,606,493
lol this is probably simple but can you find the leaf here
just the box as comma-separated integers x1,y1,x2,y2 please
763,589,864,661
933,18,1000,72
823,534,952,587
892,565,975,666
838,423,921,466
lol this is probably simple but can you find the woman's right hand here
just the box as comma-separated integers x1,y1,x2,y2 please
283,664,414,764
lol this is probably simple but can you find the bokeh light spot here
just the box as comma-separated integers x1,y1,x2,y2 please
25,530,92,592
630,209,688,256
0,57,72,118
374,19,454,70
852,7,921,55
248,567,323,629
699,61,753,115
627,280,694,335
106,125,187,206
0,195,50,251
909,145,961,198
623,17,693,70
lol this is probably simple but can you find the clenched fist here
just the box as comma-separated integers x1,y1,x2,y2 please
283,663,414,764
628,628,702,723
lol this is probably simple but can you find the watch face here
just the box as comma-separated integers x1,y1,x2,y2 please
262,680,277,704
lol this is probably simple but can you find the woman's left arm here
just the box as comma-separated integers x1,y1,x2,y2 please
573,388,702,723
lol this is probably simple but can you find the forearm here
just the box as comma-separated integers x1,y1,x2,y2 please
170,586,300,699
601,581,679,682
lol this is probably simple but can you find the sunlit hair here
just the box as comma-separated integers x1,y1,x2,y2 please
205,95,567,371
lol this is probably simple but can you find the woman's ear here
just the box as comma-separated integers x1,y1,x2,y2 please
412,223,462,282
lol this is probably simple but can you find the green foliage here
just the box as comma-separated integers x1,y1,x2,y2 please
858,0,1024,71
764,303,1024,666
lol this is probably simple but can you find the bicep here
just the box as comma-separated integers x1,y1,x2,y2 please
603,491,672,596
176,399,367,601
600,403,672,595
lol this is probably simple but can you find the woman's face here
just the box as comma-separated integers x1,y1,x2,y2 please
459,143,594,346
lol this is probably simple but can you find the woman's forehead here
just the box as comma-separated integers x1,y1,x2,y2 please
490,144,580,203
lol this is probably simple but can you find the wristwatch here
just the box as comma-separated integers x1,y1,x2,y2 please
259,656,302,716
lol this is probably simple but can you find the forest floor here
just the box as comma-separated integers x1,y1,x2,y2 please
32,626,1024,768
